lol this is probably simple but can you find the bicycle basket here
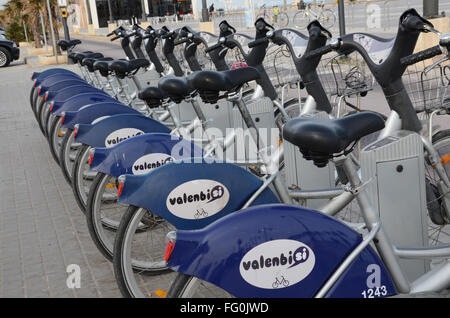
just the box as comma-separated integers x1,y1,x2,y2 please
319,51,374,99
195,43,214,71
263,44,302,91
402,56,450,113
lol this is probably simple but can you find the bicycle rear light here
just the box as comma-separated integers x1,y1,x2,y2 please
117,175,126,197
88,148,95,166
44,91,49,101
49,102,55,112
164,231,177,262
73,124,79,138
60,113,65,125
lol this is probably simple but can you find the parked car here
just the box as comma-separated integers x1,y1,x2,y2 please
0,36,20,67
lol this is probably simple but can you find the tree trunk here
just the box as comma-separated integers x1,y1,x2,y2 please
33,12,43,48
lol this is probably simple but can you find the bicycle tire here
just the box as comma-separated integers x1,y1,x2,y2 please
319,9,336,29
277,12,290,28
113,205,173,298
71,144,93,213
35,98,47,135
167,273,233,298
59,128,75,184
48,115,63,165
293,10,310,30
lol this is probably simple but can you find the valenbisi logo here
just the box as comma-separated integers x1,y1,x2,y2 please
132,153,174,175
104,128,144,148
240,239,315,289
166,180,230,220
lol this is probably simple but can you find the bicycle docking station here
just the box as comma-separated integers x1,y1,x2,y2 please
361,131,429,281
284,111,336,210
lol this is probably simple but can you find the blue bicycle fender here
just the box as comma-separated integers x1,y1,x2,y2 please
74,113,171,148
31,68,79,81
90,133,204,177
168,204,397,298
61,102,141,130
48,85,104,105
36,74,82,93
39,79,87,99
117,158,280,230
51,93,118,116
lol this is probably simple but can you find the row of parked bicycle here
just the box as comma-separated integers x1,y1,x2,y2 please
29,8,450,298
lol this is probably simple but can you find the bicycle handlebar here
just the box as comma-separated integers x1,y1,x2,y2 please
110,35,120,41
248,37,269,48
107,31,114,37
174,37,189,46
400,45,443,66
205,41,224,53
305,38,341,60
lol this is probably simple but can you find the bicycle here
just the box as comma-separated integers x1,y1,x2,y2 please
257,4,289,28
294,0,336,30
111,10,450,298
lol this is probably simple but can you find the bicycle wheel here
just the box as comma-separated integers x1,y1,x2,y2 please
113,205,175,298
277,12,290,28
168,273,233,298
59,128,77,184
293,10,310,30
86,173,144,261
318,9,336,29
425,129,450,245
48,115,65,165
71,144,95,213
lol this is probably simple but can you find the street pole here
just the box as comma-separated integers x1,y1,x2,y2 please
107,0,114,23
202,0,209,22
141,0,146,22
338,0,346,36
46,0,58,64
423,0,439,19
40,11,48,53
22,21,29,42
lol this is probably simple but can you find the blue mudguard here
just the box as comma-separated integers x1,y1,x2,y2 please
46,85,104,105
51,93,118,116
90,133,204,178
31,68,79,81
38,78,86,99
74,113,171,148
167,204,397,298
35,73,82,93
117,158,280,230
61,102,141,130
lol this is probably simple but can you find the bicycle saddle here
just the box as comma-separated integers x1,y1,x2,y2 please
57,39,82,51
158,76,193,103
82,57,113,72
109,59,150,79
187,67,260,103
93,59,115,77
75,52,103,64
138,86,168,108
283,112,385,167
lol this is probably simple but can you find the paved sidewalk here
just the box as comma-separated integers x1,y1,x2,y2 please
0,63,121,297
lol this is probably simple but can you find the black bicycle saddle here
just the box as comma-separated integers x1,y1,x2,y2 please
109,59,150,79
138,86,168,108
283,112,385,167
158,76,193,103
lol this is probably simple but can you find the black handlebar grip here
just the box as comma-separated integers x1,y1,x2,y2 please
107,32,114,37
205,42,223,53
400,45,442,66
174,38,189,46
248,37,268,48
110,35,120,41
305,43,334,60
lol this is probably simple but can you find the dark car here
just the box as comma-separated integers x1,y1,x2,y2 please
0,36,20,67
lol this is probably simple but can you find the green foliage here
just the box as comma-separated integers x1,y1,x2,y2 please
5,18,26,42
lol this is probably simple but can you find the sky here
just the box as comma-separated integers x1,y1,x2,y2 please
0,0,7,10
